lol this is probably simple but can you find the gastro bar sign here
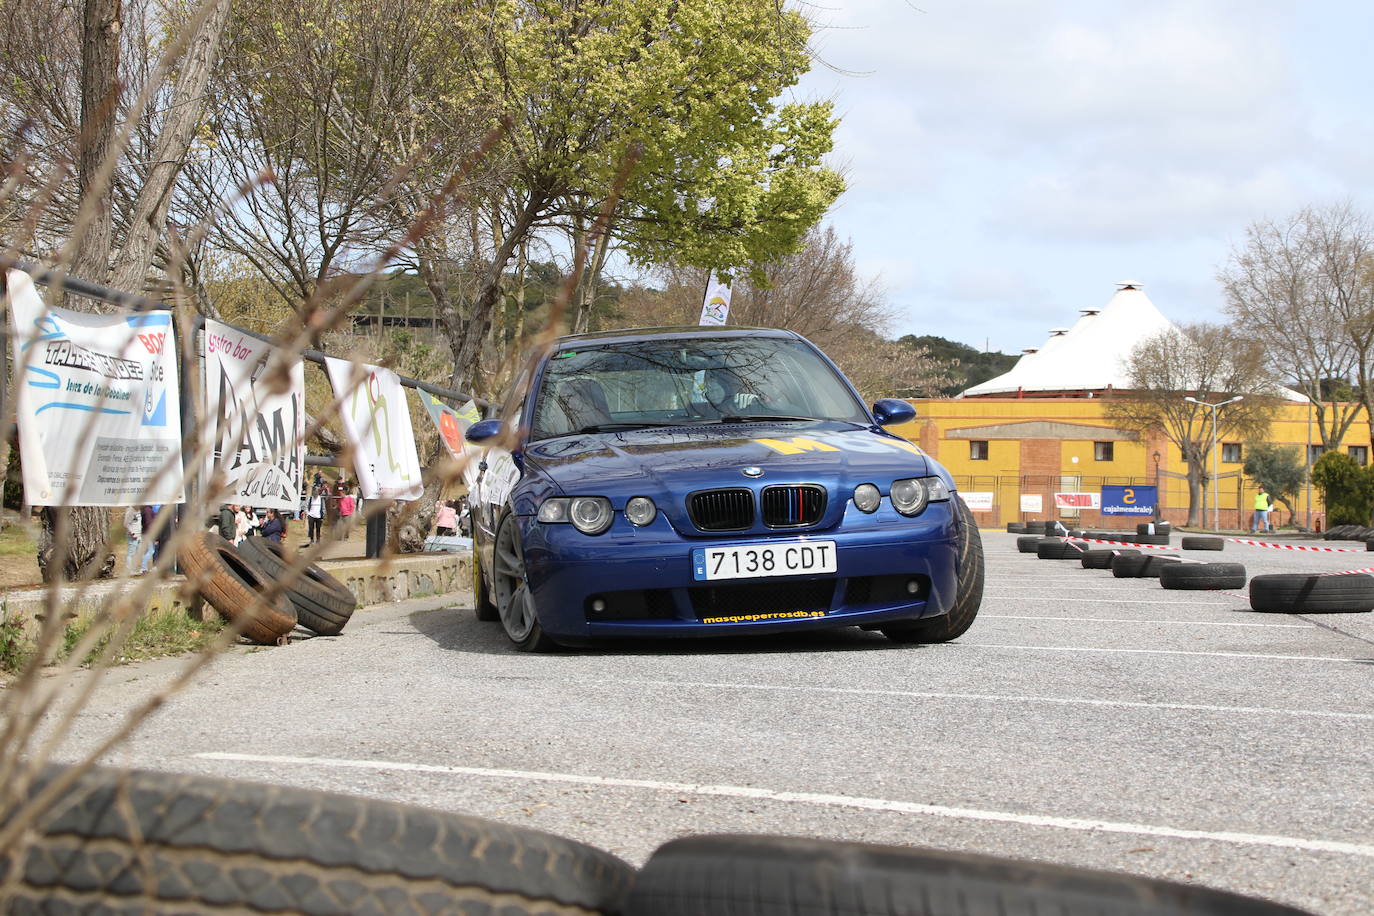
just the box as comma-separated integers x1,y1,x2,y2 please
1101,485,1157,516
1054,492,1100,509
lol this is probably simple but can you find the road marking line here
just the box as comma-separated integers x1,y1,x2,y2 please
985,596,1242,607
194,752,1374,860
575,678,1374,721
982,614,1302,628
968,643,1365,663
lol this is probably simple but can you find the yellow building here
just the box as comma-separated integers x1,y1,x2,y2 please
888,284,1367,530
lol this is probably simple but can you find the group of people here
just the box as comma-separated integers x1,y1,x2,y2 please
433,497,471,537
216,504,288,545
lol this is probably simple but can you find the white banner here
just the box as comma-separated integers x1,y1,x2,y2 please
202,318,305,510
960,491,995,512
7,270,184,506
1019,494,1043,513
324,357,423,500
699,272,731,326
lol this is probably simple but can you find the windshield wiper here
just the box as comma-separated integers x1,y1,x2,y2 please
576,421,688,433
718,414,827,424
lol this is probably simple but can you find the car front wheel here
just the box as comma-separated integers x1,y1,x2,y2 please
491,513,559,652
882,497,984,644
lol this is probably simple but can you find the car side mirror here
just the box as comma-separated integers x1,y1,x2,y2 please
465,418,503,443
871,398,916,427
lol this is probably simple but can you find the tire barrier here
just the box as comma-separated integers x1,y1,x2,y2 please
1249,573,1374,613
1080,548,1138,569
238,538,358,636
178,531,296,645
3,764,636,915
1129,533,1170,546
1181,536,1225,551
1016,535,1044,553
624,834,1314,916
1160,561,1247,591
1136,522,1171,537
1111,553,1182,579
1036,539,1088,559
1007,522,1026,533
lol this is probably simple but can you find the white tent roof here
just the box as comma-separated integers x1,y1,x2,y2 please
960,284,1307,400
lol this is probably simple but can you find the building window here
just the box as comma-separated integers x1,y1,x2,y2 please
1221,442,1242,464
1308,445,1326,465
1093,441,1114,461
1349,445,1369,466
970,440,989,461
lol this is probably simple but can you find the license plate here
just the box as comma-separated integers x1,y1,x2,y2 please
691,540,838,581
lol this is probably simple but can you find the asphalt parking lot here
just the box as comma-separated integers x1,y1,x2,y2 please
45,530,1374,915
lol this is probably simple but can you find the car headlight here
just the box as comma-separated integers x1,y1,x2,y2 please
625,496,657,526
925,477,951,501
890,477,929,516
537,498,570,523
853,483,881,513
569,496,614,534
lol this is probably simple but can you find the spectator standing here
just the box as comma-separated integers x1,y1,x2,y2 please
261,508,285,542
337,487,356,534
233,505,253,545
218,503,236,541
457,497,471,536
1251,488,1273,534
435,500,458,537
123,506,143,574
140,504,159,572
306,486,326,544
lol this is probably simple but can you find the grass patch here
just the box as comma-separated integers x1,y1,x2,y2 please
62,609,226,667
0,525,37,559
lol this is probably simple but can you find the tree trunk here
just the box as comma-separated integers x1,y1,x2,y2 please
70,0,122,288
37,507,116,583
387,475,442,553
1185,456,1204,527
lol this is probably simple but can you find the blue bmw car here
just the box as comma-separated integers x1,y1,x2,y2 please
465,327,983,651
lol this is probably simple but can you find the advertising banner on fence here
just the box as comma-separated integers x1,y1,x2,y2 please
417,389,480,460
960,491,995,512
1054,492,1101,509
1101,484,1157,516
7,270,184,506
202,318,305,511
1019,494,1043,513
324,357,423,500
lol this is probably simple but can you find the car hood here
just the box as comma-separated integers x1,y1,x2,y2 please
523,421,934,534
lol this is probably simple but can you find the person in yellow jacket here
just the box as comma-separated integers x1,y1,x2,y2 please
1251,488,1274,533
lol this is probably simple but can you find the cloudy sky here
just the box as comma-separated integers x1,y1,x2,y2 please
794,0,1374,353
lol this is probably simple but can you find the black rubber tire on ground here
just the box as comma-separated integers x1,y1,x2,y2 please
178,531,296,645
1366,538,1374,552
1112,553,1181,578
1067,529,1085,537
3,763,634,915
238,538,356,636
1136,522,1170,536
1130,534,1170,546
1016,535,1043,553
1182,536,1225,551
883,499,984,644
1081,548,1138,569
1006,522,1025,533
1160,561,1247,590
623,834,1313,916
1037,538,1085,559
1249,573,1374,613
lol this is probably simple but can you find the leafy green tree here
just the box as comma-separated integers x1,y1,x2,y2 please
899,336,1017,396
1310,451,1374,526
1242,443,1306,526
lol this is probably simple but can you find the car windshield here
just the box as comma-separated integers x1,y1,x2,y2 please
530,336,869,440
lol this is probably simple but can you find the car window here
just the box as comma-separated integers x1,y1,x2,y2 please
530,337,868,440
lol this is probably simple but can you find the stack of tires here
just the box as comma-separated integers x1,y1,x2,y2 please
179,531,357,644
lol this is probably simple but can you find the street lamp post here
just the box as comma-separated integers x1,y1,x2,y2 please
1184,395,1244,531
1153,450,1162,522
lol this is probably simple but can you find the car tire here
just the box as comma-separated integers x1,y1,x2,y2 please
1016,535,1043,553
1007,522,1025,533
623,834,1311,916
238,538,356,636
1182,536,1225,551
5,763,634,915
883,500,983,644
1130,534,1170,545
472,535,499,621
1081,548,1136,569
1036,538,1084,559
178,531,297,645
492,512,560,652
1249,573,1374,613
1136,522,1171,537
1160,561,1247,590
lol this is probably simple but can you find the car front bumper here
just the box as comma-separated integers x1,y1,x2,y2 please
518,501,961,641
